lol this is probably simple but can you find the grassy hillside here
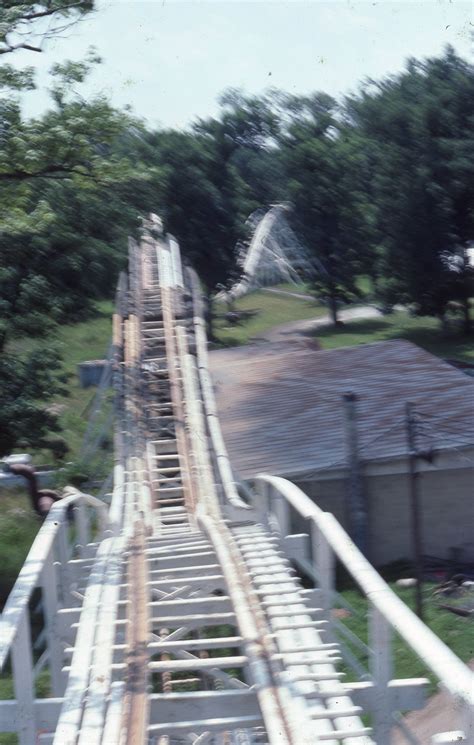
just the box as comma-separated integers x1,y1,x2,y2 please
1,302,114,601
8,301,113,464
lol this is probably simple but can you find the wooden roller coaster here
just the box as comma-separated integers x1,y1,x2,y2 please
0,216,472,744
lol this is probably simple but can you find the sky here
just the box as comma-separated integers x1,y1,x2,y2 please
13,0,474,130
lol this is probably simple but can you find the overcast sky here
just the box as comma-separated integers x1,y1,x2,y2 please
13,0,474,130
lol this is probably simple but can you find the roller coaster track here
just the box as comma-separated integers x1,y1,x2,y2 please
217,204,317,301
0,217,473,744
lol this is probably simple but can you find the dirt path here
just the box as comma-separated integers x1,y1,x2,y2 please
255,304,383,343
392,660,474,745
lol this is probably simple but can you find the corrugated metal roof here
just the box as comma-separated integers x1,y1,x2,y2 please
209,340,474,479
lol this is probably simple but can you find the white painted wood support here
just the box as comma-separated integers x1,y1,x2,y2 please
74,502,89,558
462,702,474,743
96,502,109,536
254,480,270,529
273,490,290,537
41,551,65,696
11,610,36,745
310,519,334,620
432,733,466,744
369,605,393,743
254,474,474,735
282,533,310,566
56,520,71,605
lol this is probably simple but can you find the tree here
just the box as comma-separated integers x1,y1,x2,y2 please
0,58,153,345
346,48,474,332
0,0,159,455
0,2,93,59
280,95,373,323
149,127,252,296
205,89,285,207
0,347,68,457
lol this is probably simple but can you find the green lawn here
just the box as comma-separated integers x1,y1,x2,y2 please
338,582,473,694
0,490,39,606
313,311,474,363
265,275,373,299
1,301,113,585
8,301,113,464
53,300,113,464
215,289,325,345
269,281,313,296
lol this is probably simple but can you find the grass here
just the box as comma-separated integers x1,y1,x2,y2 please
0,491,39,606
312,311,474,363
0,302,113,595
214,285,473,364
53,300,113,452
214,289,325,345
269,281,312,296
8,301,113,464
338,581,473,694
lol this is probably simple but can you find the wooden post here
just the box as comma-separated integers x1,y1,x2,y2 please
12,610,36,745
405,401,424,620
74,500,89,559
369,605,393,743
311,520,334,622
56,519,71,606
343,392,369,556
273,491,290,537
41,551,65,696
255,480,270,531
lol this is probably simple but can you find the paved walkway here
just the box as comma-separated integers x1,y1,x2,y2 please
256,304,383,343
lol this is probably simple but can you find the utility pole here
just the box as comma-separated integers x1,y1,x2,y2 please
405,401,424,620
343,392,369,557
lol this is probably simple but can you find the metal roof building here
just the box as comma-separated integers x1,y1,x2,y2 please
210,340,474,565
210,339,474,480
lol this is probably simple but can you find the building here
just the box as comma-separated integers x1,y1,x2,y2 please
210,339,474,567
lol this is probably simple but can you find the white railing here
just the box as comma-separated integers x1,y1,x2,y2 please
188,267,250,512
253,474,474,745
0,488,109,745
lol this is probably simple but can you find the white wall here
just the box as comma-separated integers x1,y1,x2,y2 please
295,458,474,567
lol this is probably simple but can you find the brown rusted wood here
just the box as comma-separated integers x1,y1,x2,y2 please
122,520,149,744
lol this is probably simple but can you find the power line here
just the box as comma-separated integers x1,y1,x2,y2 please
300,415,407,478
415,414,474,446
416,418,474,468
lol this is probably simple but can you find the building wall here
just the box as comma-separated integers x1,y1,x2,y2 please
295,463,474,567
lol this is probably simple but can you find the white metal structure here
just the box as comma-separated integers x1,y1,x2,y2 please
0,220,472,744
219,204,317,300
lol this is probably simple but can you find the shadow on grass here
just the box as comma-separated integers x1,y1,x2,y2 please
303,318,393,339
306,314,473,362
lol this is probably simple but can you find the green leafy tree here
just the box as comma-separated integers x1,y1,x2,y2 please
0,347,68,457
150,128,252,295
0,1,157,455
280,94,373,323
346,48,474,332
